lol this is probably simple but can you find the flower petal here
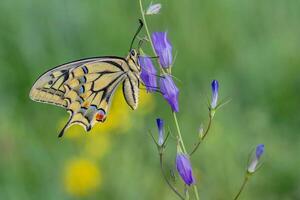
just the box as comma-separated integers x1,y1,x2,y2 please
176,153,195,186
138,56,157,92
156,118,164,146
151,32,173,68
211,80,219,109
159,75,179,112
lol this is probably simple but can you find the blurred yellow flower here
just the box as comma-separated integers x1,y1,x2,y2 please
84,133,110,160
63,158,101,197
59,86,156,196
138,89,155,115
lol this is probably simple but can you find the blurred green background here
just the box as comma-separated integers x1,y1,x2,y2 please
0,0,300,199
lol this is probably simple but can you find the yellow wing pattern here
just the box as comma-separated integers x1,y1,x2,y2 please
30,57,129,137
122,73,139,110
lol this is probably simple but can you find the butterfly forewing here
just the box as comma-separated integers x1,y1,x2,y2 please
30,57,131,137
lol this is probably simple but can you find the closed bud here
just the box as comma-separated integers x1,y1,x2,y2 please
156,118,164,146
146,3,162,15
247,144,265,174
198,124,204,139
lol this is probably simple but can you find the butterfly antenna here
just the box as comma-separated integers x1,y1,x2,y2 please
129,19,144,51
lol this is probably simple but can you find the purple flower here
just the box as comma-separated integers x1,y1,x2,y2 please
159,75,179,112
151,32,173,68
248,144,265,173
176,153,195,186
138,56,157,92
211,80,219,109
156,118,164,146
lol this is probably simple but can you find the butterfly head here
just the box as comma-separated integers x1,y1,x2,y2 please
127,49,141,73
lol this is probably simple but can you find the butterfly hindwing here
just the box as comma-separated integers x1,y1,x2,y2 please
122,73,139,110
61,69,127,136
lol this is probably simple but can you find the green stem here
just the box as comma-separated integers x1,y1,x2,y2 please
173,112,199,200
173,112,187,153
139,0,156,58
189,114,212,156
193,186,200,200
139,1,199,199
159,154,185,200
233,175,249,200
139,0,166,74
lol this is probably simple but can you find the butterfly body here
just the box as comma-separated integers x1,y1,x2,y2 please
30,50,142,137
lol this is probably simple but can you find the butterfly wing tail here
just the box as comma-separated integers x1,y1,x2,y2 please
58,111,74,138
58,110,95,138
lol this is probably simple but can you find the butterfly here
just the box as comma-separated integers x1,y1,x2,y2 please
29,20,145,137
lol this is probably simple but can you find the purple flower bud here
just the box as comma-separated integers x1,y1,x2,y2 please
211,80,219,109
256,144,265,159
248,144,265,173
176,153,195,186
159,75,179,112
151,32,173,68
138,56,157,92
156,118,164,146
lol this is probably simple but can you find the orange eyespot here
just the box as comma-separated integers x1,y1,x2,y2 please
95,110,106,122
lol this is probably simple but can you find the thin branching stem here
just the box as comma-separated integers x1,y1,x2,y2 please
173,112,200,200
189,113,213,156
233,175,249,200
159,154,185,200
173,112,187,153
139,0,167,75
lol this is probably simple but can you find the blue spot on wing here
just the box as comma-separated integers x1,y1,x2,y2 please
79,76,86,84
82,66,88,74
79,85,85,94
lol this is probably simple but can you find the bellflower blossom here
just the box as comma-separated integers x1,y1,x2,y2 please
151,32,173,68
146,3,162,15
248,144,265,173
138,56,157,92
211,80,219,109
159,75,179,112
156,118,164,146
176,153,195,186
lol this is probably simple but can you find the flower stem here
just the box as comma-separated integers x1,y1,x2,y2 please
159,154,185,200
139,0,156,55
173,112,200,200
139,1,199,199
139,0,166,74
173,112,187,153
233,175,249,200
189,114,213,156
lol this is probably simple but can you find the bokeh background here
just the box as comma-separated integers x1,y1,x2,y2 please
0,0,300,199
